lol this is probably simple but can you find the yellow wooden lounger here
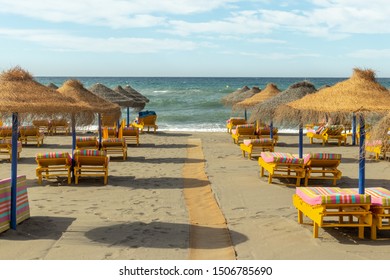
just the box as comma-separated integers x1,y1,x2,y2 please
226,117,247,133
19,125,44,147
138,114,158,133
35,152,72,184
240,138,274,159
0,126,12,141
50,119,70,135
304,153,342,186
256,127,279,145
231,124,256,144
0,139,22,162
102,126,117,139
293,187,372,238
101,138,127,160
73,149,110,185
307,125,346,146
118,126,139,146
32,119,50,134
343,187,390,240
76,136,99,150
258,152,306,187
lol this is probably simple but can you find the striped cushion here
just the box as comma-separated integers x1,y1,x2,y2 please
292,153,311,165
310,153,342,160
74,149,106,156
103,138,124,143
257,128,278,135
296,187,371,205
326,125,344,135
365,140,382,147
123,127,137,131
261,152,304,164
0,139,22,147
345,188,390,207
226,117,245,124
77,136,97,142
237,124,255,129
36,152,70,159
243,138,273,146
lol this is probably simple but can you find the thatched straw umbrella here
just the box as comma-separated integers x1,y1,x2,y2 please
250,81,317,156
234,83,281,110
221,85,250,105
113,85,146,116
89,83,136,126
281,68,390,194
370,112,390,141
57,80,121,149
124,85,149,103
0,66,89,229
223,86,260,120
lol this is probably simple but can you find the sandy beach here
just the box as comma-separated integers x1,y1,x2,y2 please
1,131,390,260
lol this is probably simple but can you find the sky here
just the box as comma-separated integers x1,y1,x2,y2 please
1,0,390,77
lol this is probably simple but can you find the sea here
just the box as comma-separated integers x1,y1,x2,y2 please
36,77,390,133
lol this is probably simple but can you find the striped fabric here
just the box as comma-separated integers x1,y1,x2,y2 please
236,124,255,129
310,153,342,160
344,188,390,207
243,138,273,146
292,153,311,165
103,138,124,143
0,175,30,233
326,125,344,135
296,187,371,205
226,117,245,124
123,127,137,131
261,152,304,164
77,136,97,142
257,128,278,135
35,152,71,163
365,140,382,147
0,139,22,147
74,149,106,156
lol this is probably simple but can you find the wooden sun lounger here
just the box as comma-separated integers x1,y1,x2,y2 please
103,126,117,139
118,126,139,146
307,125,347,146
101,138,127,160
240,138,274,159
73,150,109,185
0,126,12,141
76,136,99,150
0,139,22,162
136,115,158,133
293,187,372,239
50,119,70,135
19,126,44,147
32,120,50,134
35,152,72,184
258,152,306,187
226,117,247,133
231,124,256,144
304,153,342,186
343,187,390,240
0,175,30,234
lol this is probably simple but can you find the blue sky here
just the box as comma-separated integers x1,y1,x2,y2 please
0,0,389,77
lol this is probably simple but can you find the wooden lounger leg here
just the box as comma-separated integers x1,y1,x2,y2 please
242,150,246,158
358,217,365,239
297,210,303,224
313,223,319,238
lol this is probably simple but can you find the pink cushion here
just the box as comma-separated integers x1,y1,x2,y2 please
296,187,371,205
243,138,273,146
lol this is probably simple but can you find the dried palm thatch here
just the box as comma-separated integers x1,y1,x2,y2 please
47,82,58,89
57,80,121,126
249,81,317,125
221,85,250,105
89,83,136,107
124,85,149,103
281,68,390,124
234,83,281,110
0,66,85,118
113,85,146,112
370,112,390,141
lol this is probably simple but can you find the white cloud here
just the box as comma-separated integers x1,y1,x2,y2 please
0,0,239,28
0,28,198,53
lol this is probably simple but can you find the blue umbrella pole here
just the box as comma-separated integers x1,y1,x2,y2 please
270,121,274,140
244,109,247,121
10,112,19,229
299,125,303,158
358,115,365,194
352,114,357,146
127,107,130,127
98,113,102,149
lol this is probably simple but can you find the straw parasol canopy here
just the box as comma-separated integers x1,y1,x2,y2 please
234,83,281,110
282,68,390,124
113,85,146,112
47,82,58,89
57,80,121,125
124,85,149,103
0,66,84,117
250,81,317,125
221,85,250,105
88,83,136,108
369,112,390,141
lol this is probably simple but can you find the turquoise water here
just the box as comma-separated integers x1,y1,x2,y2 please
36,77,390,132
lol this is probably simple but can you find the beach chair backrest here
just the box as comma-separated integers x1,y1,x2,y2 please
139,115,157,125
36,152,72,166
308,153,341,168
74,150,108,166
